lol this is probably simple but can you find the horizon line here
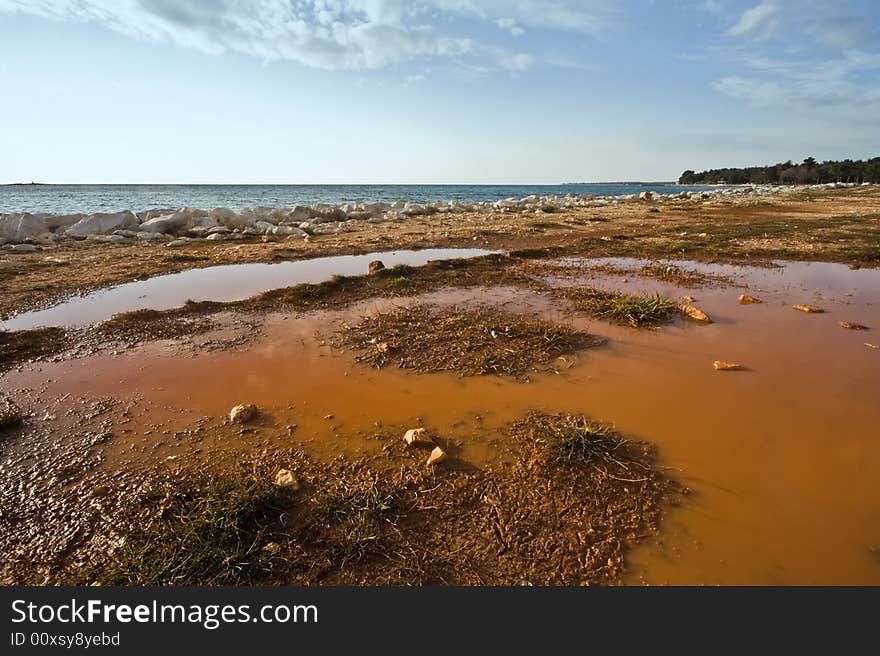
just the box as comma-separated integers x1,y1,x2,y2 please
1,181,680,187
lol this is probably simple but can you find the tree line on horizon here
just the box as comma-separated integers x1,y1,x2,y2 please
679,157,880,185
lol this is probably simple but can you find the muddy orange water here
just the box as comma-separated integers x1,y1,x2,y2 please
2,258,879,584
0,248,495,330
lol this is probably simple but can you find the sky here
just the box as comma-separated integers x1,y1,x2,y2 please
0,0,878,184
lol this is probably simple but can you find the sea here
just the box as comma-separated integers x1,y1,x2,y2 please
0,183,724,215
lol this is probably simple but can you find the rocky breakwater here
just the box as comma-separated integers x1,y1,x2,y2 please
0,182,866,251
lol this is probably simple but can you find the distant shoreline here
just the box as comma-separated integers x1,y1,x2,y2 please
4,181,687,187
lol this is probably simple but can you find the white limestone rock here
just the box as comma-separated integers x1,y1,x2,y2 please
0,213,49,242
271,225,307,237
45,213,83,231
136,231,167,241
65,211,138,238
8,243,40,253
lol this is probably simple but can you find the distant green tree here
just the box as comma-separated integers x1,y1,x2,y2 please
679,156,878,185
678,170,697,184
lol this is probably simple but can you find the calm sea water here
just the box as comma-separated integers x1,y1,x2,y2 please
0,184,721,214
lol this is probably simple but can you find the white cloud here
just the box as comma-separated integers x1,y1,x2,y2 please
726,0,875,49
727,1,780,39
0,0,615,71
496,17,525,37
431,0,616,37
714,76,788,106
714,49,880,116
499,52,534,72
718,0,880,119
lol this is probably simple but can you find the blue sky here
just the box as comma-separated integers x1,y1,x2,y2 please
0,0,878,183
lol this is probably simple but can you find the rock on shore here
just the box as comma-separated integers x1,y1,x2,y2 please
0,182,868,249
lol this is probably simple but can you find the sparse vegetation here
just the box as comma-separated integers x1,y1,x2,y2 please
78,415,679,586
164,253,210,263
313,474,400,565
0,327,68,373
102,475,297,585
97,309,215,342
336,305,603,379
639,261,731,287
0,398,23,429
542,415,626,465
512,412,661,483
555,287,677,327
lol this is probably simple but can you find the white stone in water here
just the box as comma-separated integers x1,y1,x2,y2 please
65,211,138,237
229,403,258,424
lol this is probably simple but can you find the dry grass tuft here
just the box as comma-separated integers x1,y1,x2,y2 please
97,309,215,342
335,305,602,379
554,287,677,327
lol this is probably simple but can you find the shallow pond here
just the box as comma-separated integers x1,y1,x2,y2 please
2,257,879,584
0,248,495,330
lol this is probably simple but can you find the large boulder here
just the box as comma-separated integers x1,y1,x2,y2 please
140,209,218,234
213,208,255,230
287,206,314,223
271,225,307,237
136,231,167,241
45,213,83,231
65,211,138,238
0,213,49,242
311,204,345,223
138,211,190,234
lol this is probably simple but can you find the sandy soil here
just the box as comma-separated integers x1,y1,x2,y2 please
2,186,878,320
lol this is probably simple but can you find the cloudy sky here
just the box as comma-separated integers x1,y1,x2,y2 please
1,0,878,183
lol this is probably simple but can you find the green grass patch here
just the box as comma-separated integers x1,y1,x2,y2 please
555,287,676,327
313,475,399,565
102,476,296,585
542,415,630,466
